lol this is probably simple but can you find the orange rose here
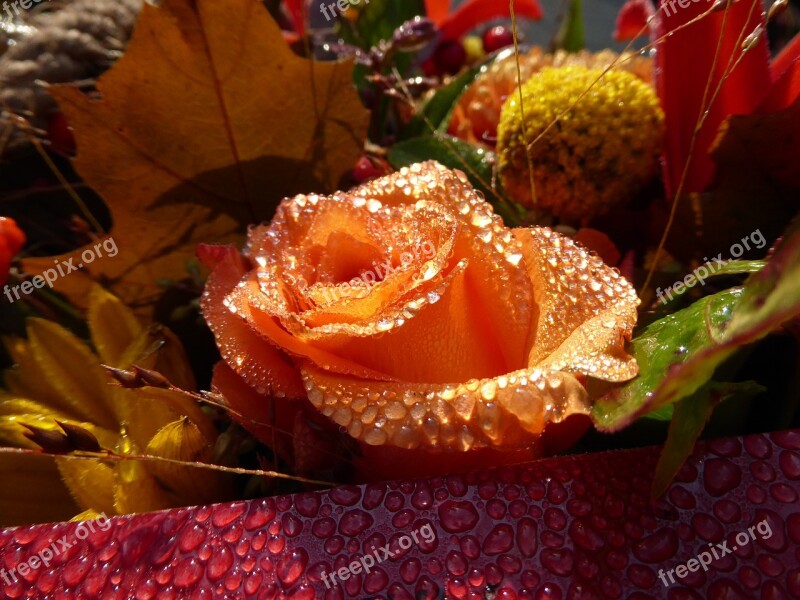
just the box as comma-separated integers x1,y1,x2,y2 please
200,161,639,459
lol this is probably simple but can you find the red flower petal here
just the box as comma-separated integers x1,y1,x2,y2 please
283,0,305,36
613,0,655,42
655,0,772,196
0,217,25,288
3,430,798,597
438,0,543,41
425,0,452,26
759,33,800,113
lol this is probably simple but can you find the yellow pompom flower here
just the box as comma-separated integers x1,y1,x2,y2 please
0,286,230,525
497,65,664,222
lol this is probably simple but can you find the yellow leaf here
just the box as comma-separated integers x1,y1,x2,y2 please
69,509,106,522
22,0,368,318
145,418,230,505
0,454,80,526
87,285,143,367
128,387,217,443
26,319,116,429
3,338,69,412
56,456,117,515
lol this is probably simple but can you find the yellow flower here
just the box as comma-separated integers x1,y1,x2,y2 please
497,65,664,221
0,286,229,524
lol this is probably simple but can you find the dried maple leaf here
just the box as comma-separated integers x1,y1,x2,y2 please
23,0,368,316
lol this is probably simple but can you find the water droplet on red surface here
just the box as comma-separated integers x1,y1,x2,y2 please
568,519,603,552
669,485,697,509
338,510,373,536
63,556,92,586
311,517,336,539
706,578,749,600
412,482,434,510
363,484,386,510
498,553,522,574
415,575,440,599
329,486,361,507
211,503,246,528
487,499,507,519
277,549,308,586
483,524,514,555
749,460,776,482
747,484,767,504
478,480,498,500
543,508,566,531
772,430,800,449
207,546,234,582
714,499,742,523
324,536,344,555
445,551,468,577
779,450,800,479
439,500,480,533
692,512,724,542
633,528,678,563
535,582,563,599
704,459,742,496
173,557,203,588
540,531,564,548
392,509,415,529
770,482,797,503
384,491,404,512
294,494,321,517
566,498,591,517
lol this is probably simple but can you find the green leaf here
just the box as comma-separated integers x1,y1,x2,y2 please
654,259,764,307
387,134,526,226
592,288,742,431
401,62,487,140
711,260,766,277
554,0,585,52
595,218,800,432
338,0,426,50
652,381,764,498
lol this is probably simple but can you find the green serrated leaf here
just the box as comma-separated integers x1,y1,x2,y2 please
652,381,764,498
387,134,526,226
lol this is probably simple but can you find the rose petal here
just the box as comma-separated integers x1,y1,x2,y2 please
301,361,589,451
247,198,458,333
198,244,305,398
308,259,512,382
513,227,639,381
350,162,534,373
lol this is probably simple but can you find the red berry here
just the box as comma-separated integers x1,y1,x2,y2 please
47,112,76,156
483,25,515,53
432,39,467,75
352,156,388,183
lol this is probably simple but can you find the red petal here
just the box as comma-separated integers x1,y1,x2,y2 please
283,0,305,36
4,430,798,596
573,228,622,266
425,0,452,26
759,33,800,113
438,0,543,41
613,0,655,42
655,0,772,196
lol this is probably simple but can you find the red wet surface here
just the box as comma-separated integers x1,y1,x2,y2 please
1,430,799,599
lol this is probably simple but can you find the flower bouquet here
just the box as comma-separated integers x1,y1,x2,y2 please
0,0,799,597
